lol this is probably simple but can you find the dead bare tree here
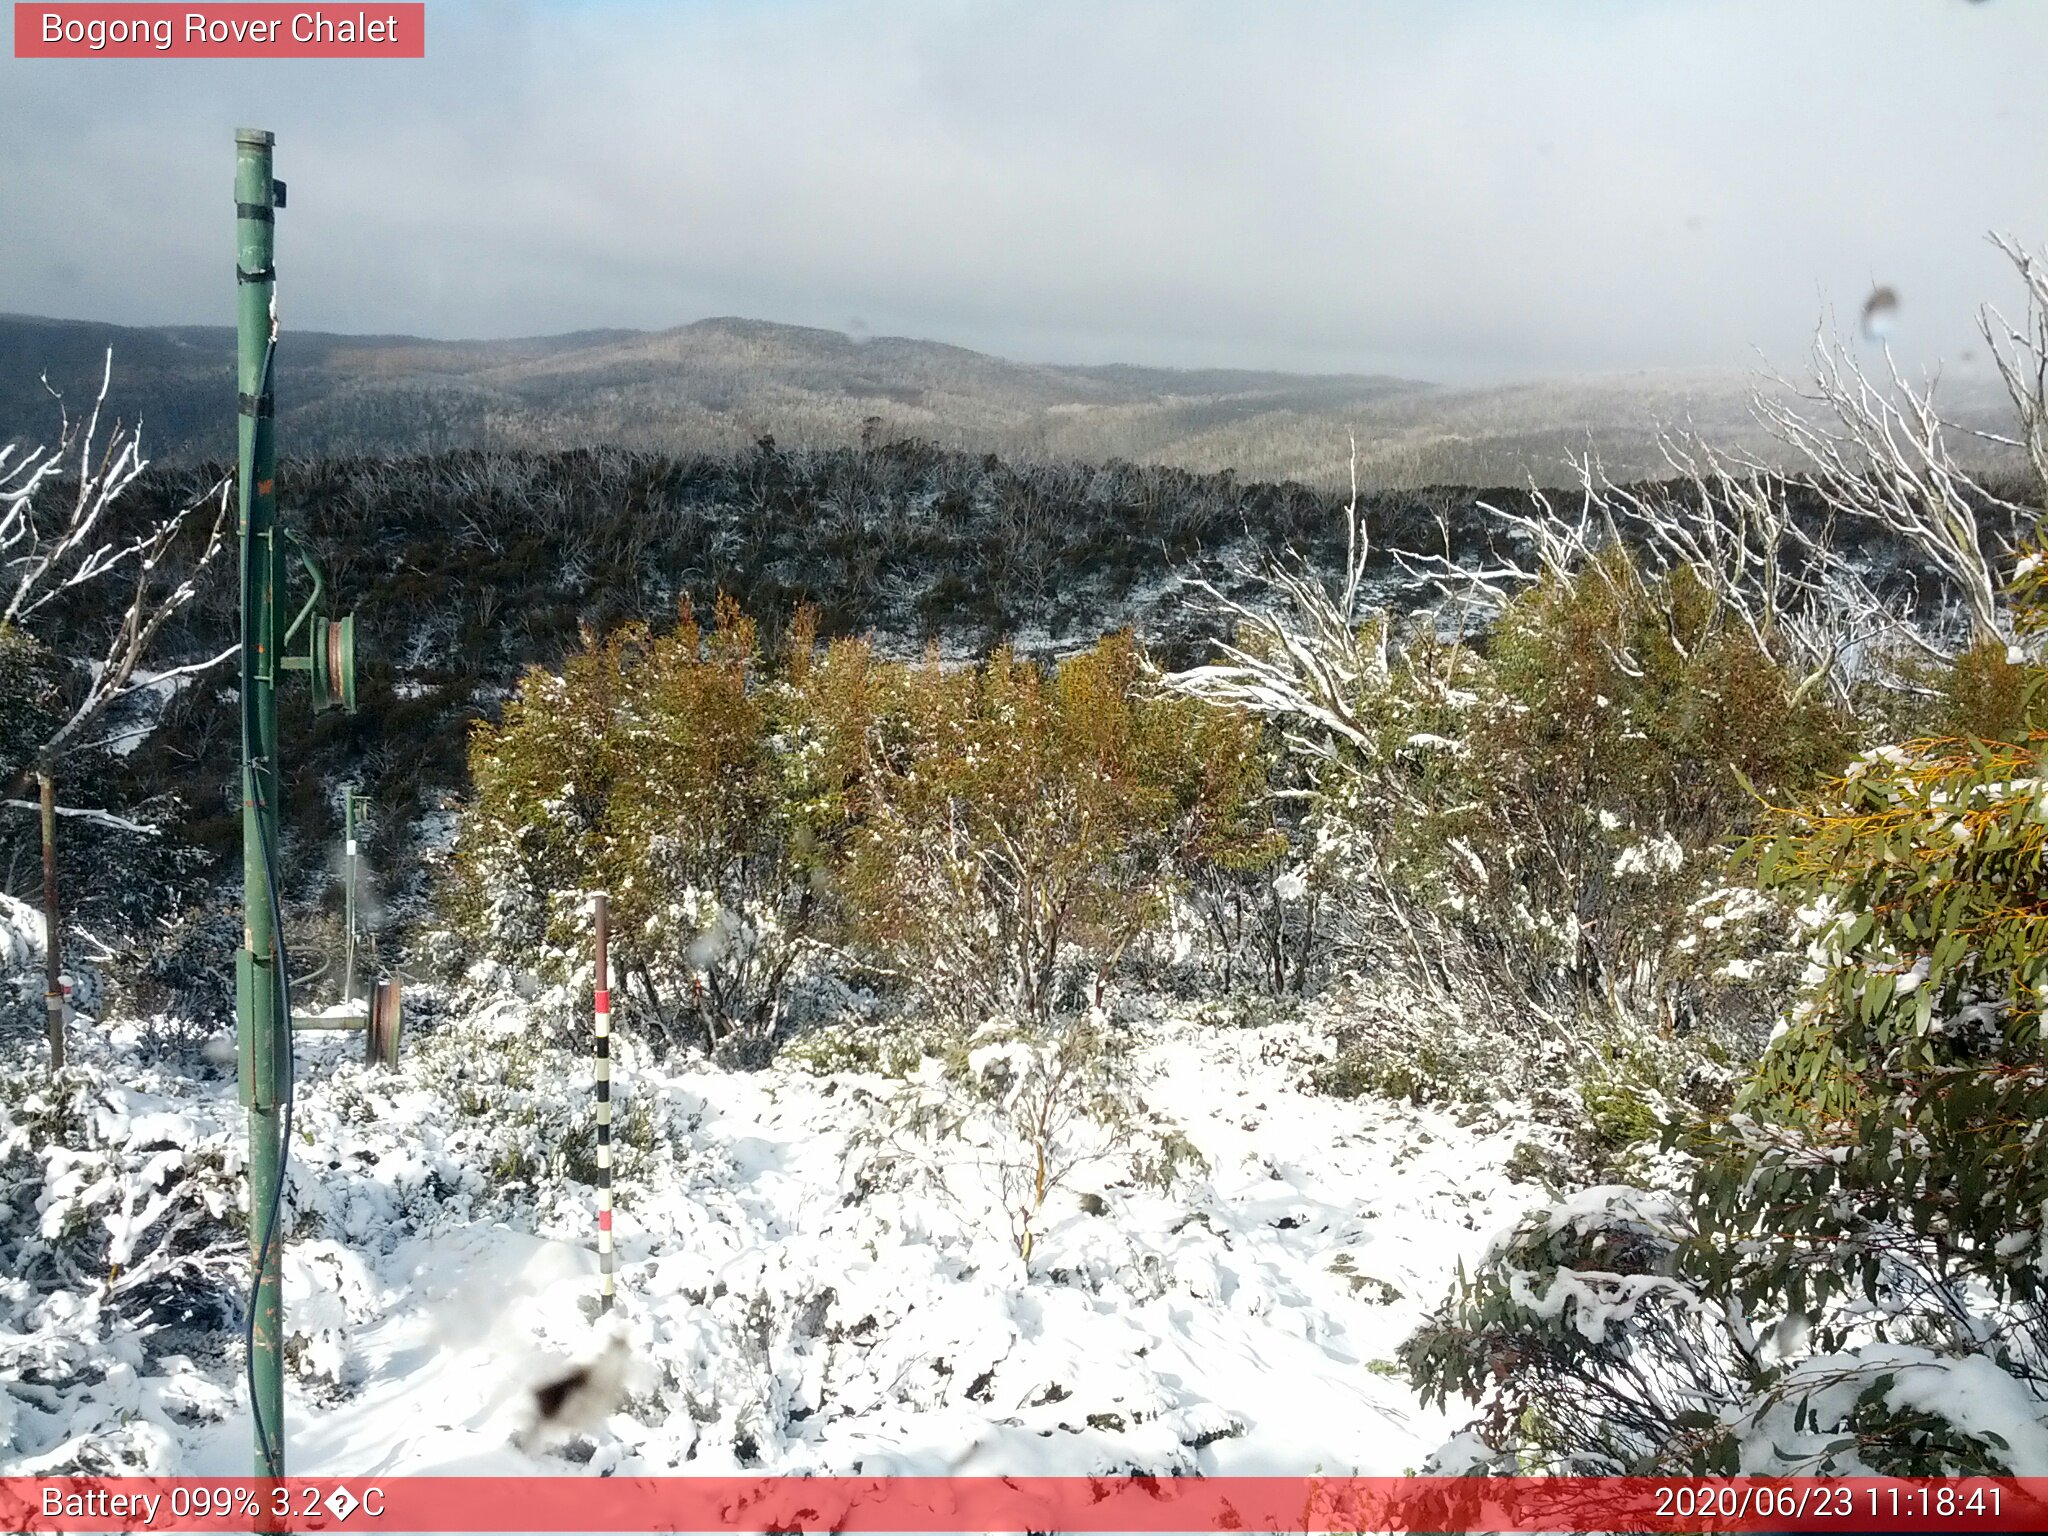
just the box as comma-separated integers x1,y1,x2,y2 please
1754,338,2018,657
1155,235,2048,1035
1978,232,2048,500
1396,236,2048,705
2,350,234,1069
1719,236,2048,671
1159,438,1389,762
1390,434,1924,710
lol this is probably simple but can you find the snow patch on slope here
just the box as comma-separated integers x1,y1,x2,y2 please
5,995,1529,1479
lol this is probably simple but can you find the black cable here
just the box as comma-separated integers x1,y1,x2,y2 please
247,791,295,1478
247,782,296,1482
238,326,295,1479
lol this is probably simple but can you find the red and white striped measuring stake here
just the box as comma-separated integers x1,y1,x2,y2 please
593,892,614,1313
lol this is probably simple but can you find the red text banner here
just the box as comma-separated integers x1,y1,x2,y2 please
14,4,425,57
3,1476,2048,1533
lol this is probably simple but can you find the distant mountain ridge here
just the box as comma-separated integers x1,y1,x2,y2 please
0,311,2018,487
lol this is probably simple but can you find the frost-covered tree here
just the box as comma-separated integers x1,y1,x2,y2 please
1402,653,2048,1477
1167,237,2048,1046
1,352,232,1070
1165,467,1851,1056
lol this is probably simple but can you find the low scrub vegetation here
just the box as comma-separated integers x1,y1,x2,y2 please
1391,238,2048,1476
437,236,2048,1475
454,614,1274,1053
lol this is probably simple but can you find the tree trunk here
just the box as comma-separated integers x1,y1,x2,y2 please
631,961,675,1059
691,972,717,1054
37,762,64,1072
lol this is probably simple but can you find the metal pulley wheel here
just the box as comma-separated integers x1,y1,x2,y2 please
309,612,356,713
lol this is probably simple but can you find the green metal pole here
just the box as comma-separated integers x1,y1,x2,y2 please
234,126,287,1482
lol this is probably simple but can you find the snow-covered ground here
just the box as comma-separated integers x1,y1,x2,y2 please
2,962,1533,1481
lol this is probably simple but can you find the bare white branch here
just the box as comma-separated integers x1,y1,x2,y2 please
1979,232,2048,498
1156,437,1394,758
1753,325,2019,654
1,799,161,836
2,353,235,763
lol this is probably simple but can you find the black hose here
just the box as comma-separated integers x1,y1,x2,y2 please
245,792,295,1477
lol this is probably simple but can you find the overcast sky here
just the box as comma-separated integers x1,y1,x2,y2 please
3,0,2045,383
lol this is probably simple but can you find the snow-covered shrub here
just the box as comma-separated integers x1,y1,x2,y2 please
0,814,195,1060
1402,1187,1758,1474
839,632,1273,1025
1306,972,1548,1110
0,893,50,1041
1439,548,1853,1023
1307,964,1734,1183
1709,724,2048,1446
779,1018,938,1079
0,1059,245,1472
458,607,1273,1053
1170,502,1845,1131
456,597,823,1058
1159,835,1321,998
1405,592,2048,1476
1401,248,2048,1478
280,1239,376,1394
391,998,670,1199
1406,1178,2048,1476
845,1015,1206,1267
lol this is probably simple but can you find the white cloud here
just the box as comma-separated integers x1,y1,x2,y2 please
2,0,2044,381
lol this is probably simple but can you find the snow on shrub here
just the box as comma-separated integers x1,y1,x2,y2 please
456,597,823,1058
838,632,1274,1025
0,1061,243,1473
1165,489,1850,1135
1405,613,2048,1476
456,608,1274,1052
845,1015,1206,1268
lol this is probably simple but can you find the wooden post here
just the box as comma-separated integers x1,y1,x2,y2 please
594,892,614,1313
37,760,63,1071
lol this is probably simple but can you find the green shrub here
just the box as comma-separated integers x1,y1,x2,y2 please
1927,638,2044,742
1411,548,1855,1019
1728,725,2048,1259
780,1023,933,1079
1183,536,1854,1048
845,1015,1207,1266
455,595,810,1055
455,610,1273,1049
1402,540,2048,1478
839,631,1273,1024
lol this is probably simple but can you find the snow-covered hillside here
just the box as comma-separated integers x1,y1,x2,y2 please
1,965,1531,1480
